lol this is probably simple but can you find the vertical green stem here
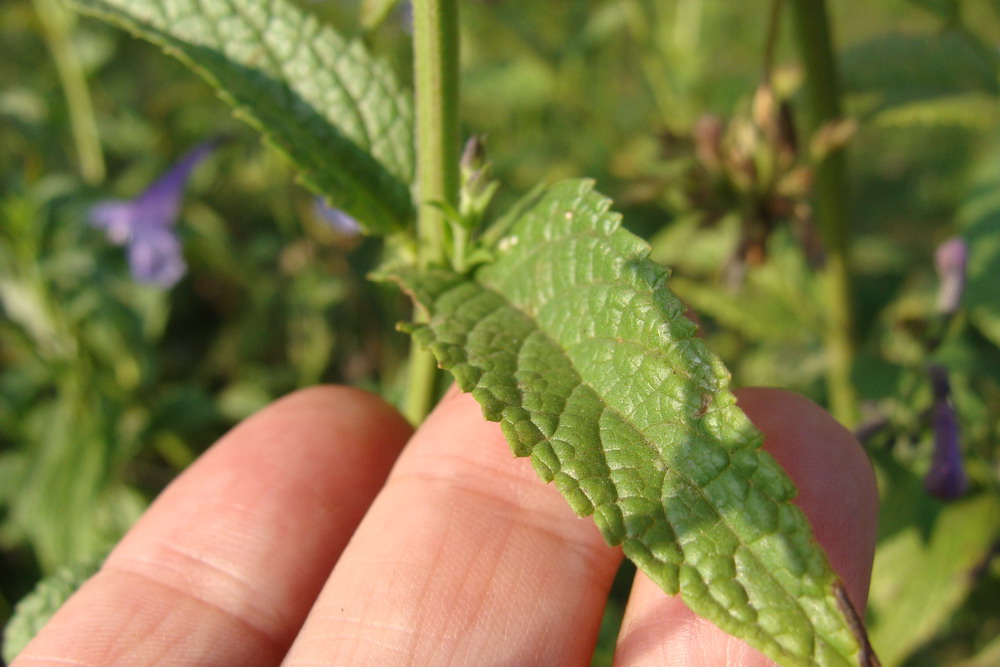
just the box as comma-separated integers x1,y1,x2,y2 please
412,0,460,268
788,0,857,425
403,0,460,425
33,0,105,185
762,0,785,80
403,343,439,426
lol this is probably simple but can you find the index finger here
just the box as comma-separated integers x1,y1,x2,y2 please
13,386,412,666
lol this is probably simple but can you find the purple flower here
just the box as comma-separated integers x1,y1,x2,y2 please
313,198,361,236
924,365,968,500
934,237,968,316
90,141,218,287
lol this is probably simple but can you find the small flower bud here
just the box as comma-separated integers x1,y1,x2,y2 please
924,365,968,500
693,115,724,172
458,135,498,226
460,135,487,175
313,198,361,236
934,237,968,316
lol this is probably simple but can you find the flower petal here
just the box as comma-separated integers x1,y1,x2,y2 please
89,139,220,288
924,365,968,500
134,140,220,231
314,198,361,236
89,200,138,245
127,226,187,287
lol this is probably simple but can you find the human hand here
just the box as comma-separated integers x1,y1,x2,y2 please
13,385,877,666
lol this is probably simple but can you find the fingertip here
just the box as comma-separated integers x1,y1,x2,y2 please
284,386,622,666
243,384,413,455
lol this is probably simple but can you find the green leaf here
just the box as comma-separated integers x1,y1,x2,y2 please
959,139,1000,348
842,32,999,115
866,454,1000,666
66,0,415,233
359,0,403,32
956,633,1000,667
906,0,960,23
2,555,103,663
391,179,873,666
872,93,1000,130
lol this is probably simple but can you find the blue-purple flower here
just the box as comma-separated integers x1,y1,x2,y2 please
313,198,361,236
934,237,968,316
90,140,218,287
924,364,968,500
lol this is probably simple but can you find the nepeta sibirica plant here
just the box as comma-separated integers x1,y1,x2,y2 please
7,0,1000,665
33,0,882,664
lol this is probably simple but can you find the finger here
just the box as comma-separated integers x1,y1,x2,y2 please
14,386,412,667
615,388,879,666
283,389,625,666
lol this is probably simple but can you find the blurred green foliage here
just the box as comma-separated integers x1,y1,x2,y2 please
1,0,999,664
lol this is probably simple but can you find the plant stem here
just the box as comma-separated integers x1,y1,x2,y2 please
33,0,105,185
762,0,785,82
404,0,460,425
412,0,460,269
402,343,439,425
788,0,857,425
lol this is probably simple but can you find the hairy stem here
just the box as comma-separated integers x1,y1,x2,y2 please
33,0,105,185
412,0,460,268
402,342,439,426
788,0,857,424
404,0,460,424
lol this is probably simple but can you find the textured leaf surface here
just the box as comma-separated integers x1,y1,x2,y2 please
67,0,414,232
3,556,102,663
394,180,870,666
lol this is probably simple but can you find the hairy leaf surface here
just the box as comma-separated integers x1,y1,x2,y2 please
393,180,872,666
68,0,415,232
3,556,103,663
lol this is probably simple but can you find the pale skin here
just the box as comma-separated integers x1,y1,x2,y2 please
13,385,878,666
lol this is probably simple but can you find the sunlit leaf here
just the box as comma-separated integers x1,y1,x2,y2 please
392,179,873,666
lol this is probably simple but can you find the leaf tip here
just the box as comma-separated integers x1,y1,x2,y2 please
834,581,881,667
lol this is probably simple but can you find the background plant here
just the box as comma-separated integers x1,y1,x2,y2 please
1,0,999,665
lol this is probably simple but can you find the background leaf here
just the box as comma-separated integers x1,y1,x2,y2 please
2,555,102,663
866,454,1000,666
958,137,1000,347
394,179,871,666
359,0,404,32
842,32,999,117
66,0,415,233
